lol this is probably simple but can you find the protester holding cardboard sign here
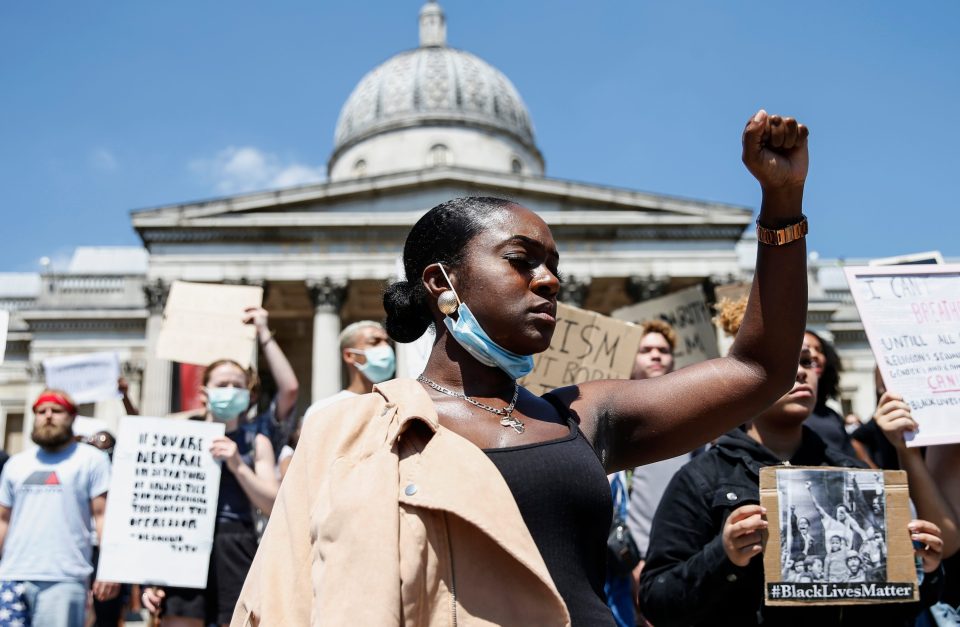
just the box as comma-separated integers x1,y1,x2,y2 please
638,300,944,626
234,111,816,626
144,358,279,626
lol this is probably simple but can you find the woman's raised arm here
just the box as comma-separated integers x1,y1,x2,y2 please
561,110,810,470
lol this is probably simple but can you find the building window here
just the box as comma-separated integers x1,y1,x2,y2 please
353,159,367,177
429,144,450,167
511,158,523,174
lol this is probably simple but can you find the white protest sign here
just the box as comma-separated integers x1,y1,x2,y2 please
156,281,262,368
844,264,960,447
612,285,720,369
520,303,644,394
43,351,121,405
98,416,225,587
0,310,8,363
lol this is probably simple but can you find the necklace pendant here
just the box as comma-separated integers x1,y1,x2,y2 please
500,415,525,434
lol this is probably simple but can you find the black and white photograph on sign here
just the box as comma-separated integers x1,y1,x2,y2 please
777,468,887,585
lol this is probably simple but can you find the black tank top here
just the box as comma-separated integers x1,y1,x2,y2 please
484,408,615,626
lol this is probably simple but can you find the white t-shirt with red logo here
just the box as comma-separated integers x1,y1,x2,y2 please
0,441,110,582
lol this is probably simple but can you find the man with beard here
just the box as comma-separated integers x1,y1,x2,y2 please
0,389,118,626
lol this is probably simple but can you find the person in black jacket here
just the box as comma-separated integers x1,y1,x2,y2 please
639,339,945,626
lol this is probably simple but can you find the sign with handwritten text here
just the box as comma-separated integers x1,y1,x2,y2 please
845,264,960,447
520,303,644,394
612,285,720,369
98,416,225,587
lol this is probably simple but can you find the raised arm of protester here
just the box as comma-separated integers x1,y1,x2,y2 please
243,307,300,455
551,110,810,469
117,376,138,415
875,390,960,558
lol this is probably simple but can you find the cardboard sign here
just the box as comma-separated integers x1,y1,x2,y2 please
43,351,121,405
760,466,917,606
612,285,720,369
844,264,960,447
156,281,263,368
98,416,225,587
519,303,644,394
0,309,7,363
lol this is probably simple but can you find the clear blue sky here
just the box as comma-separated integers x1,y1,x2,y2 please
2,1,957,272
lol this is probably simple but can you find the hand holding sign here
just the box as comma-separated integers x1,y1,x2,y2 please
874,391,919,450
723,504,767,567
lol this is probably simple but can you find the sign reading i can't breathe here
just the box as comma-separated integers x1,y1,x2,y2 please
98,416,225,588
844,264,960,447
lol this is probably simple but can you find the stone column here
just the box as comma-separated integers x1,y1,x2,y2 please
307,278,347,404
21,362,46,443
141,279,172,416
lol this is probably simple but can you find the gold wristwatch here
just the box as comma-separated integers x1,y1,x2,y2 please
756,215,808,246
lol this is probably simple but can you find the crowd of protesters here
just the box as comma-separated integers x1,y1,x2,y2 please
1,109,959,627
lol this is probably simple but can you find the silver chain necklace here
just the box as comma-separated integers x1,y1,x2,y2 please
417,375,524,433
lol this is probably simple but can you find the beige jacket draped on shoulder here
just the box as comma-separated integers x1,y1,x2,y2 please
231,378,570,626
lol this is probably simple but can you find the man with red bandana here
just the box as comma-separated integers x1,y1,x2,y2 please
0,389,118,626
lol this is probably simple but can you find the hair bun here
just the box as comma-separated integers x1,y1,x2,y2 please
384,280,432,343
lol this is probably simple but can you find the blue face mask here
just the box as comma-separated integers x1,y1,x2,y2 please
206,387,251,422
437,263,534,380
349,344,396,383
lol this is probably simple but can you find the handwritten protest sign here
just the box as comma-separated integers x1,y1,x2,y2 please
98,416,225,587
156,281,262,368
520,303,644,394
0,310,7,363
612,285,720,369
844,264,960,447
43,351,121,404
761,466,917,605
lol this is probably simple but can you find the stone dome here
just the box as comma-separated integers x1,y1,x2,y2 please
328,1,543,179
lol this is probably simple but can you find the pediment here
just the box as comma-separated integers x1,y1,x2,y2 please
132,166,751,231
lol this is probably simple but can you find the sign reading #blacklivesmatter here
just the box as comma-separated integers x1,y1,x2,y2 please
156,280,263,369
612,285,720,370
844,264,960,447
760,466,917,606
98,416,225,588
520,303,645,394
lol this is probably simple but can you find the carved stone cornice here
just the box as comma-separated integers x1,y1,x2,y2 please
558,275,590,307
626,275,668,303
122,360,146,378
143,279,169,315
26,361,45,383
307,278,348,314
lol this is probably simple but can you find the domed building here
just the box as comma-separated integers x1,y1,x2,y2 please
329,2,543,180
1,2,883,445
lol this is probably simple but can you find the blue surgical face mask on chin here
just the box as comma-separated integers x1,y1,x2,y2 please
206,387,251,422
437,263,534,380
349,344,396,384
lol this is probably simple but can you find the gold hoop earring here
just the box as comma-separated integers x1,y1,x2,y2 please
437,290,460,315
